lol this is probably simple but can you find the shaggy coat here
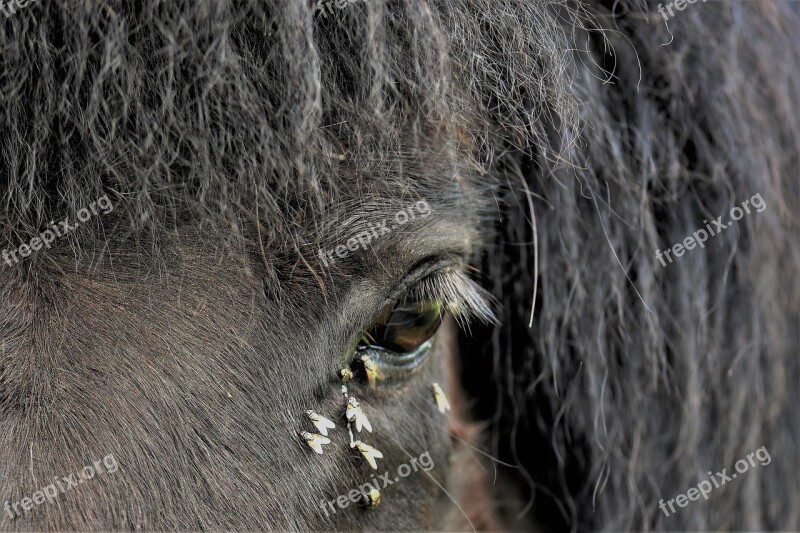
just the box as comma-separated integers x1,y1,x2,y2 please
0,0,798,531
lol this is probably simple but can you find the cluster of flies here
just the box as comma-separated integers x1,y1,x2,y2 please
297,353,451,510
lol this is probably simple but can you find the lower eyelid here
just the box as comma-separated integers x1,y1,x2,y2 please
372,341,433,369
357,341,434,382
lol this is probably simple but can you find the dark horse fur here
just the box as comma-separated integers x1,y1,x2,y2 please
0,0,797,531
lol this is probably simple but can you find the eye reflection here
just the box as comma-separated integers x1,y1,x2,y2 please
360,298,444,354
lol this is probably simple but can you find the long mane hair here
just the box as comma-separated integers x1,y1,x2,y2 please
1,1,798,530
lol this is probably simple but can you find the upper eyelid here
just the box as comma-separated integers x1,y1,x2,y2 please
377,254,464,310
372,261,497,330
408,268,498,327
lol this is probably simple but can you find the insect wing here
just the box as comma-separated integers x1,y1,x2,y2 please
357,442,384,469
312,414,336,436
356,409,373,433
432,383,451,413
363,360,385,389
365,488,381,508
303,433,330,454
364,361,384,389
346,398,373,433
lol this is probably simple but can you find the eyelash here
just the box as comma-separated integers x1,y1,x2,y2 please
407,268,498,329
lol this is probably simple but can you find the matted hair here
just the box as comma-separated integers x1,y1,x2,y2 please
0,0,798,530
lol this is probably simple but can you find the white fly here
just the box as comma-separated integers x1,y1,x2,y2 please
432,383,451,413
299,431,331,454
345,396,373,433
305,410,336,436
352,440,384,470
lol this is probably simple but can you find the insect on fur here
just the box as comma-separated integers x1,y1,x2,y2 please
345,396,373,433
305,410,336,437
432,383,451,413
351,440,384,470
298,431,331,454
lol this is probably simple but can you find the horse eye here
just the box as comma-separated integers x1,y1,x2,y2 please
360,297,444,354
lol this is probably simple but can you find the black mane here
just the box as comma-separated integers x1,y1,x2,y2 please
1,0,797,530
